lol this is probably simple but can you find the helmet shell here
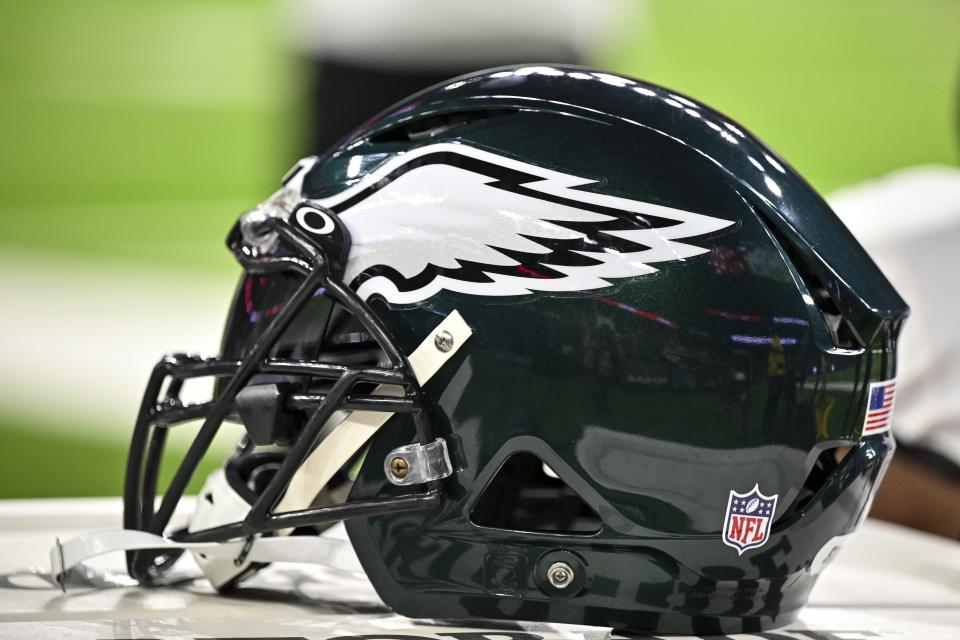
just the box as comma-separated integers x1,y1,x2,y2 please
294,66,906,634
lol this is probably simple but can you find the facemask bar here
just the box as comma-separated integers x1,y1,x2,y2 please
123,212,442,582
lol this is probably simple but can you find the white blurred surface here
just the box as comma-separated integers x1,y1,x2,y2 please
0,498,958,639
0,250,234,439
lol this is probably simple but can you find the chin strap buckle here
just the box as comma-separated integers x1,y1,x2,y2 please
234,536,256,567
52,537,67,592
384,438,453,486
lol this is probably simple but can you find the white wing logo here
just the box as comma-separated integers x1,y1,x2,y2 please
315,143,734,305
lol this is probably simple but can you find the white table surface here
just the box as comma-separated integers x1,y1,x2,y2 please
0,498,957,639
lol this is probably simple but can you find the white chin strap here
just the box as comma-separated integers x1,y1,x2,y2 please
51,310,472,591
51,527,363,591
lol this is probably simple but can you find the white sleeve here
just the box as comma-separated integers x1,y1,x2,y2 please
829,165,960,465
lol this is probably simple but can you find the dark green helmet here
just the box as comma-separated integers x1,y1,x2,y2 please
124,66,908,635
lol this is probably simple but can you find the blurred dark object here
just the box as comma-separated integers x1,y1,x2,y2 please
307,58,582,154
871,443,960,540
285,0,628,154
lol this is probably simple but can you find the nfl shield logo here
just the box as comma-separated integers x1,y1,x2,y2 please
722,484,779,555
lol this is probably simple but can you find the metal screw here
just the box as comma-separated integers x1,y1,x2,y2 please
547,561,574,589
389,456,410,479
434,330,454,352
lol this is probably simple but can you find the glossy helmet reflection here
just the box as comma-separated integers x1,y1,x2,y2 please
122,66,907,634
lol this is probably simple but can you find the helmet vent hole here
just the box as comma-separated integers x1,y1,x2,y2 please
751,204,865,350
782,445,852,519
369,109,518,144
471,452,602,534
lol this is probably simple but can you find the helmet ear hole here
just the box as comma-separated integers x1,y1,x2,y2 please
780,444,857,520
471,451,602,534
833,445,854,465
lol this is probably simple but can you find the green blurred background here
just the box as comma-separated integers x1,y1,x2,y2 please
0,0,958,498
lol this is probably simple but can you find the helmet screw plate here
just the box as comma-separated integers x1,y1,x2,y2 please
389,456,410,479
547,561,574,589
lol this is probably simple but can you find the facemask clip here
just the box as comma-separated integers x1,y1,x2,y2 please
385,438,453,486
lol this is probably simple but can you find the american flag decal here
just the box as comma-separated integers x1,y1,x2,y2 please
862,379,896,436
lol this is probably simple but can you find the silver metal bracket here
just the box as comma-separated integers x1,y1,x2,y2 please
384,438,453,486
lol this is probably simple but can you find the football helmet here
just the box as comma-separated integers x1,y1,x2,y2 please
58,66,908,635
